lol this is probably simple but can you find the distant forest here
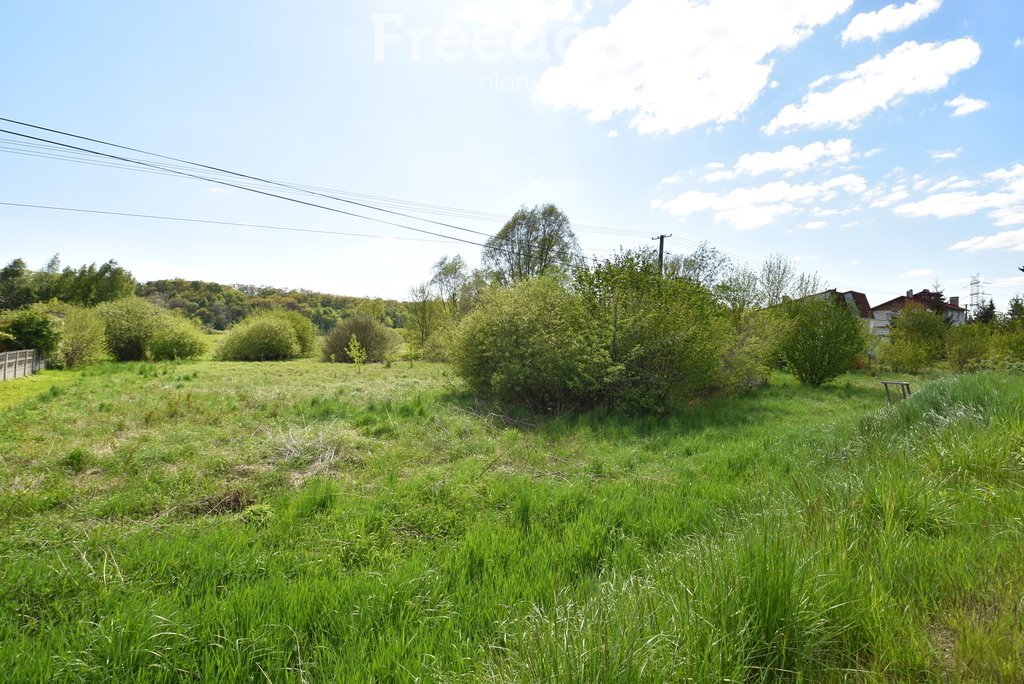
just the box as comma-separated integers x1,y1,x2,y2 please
0,256,405,332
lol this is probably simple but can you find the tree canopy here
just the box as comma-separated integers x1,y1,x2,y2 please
482,204,581,285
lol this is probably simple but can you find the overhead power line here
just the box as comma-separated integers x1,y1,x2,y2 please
0,117,660,240
0,201,466,245
0,126,526,256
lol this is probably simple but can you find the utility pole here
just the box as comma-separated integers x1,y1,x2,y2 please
652,234,672,276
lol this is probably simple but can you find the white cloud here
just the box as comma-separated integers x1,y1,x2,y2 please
930,148,960,161
740,139,853,176
701,139,853,182
951,230,1024,252
870,186,910,208
900,164,1024,235
841,0,942,43
825,174,868,194
802,220,827,230
929,176,977,192
537,0,853,135
863,147,885,158
944,94,989,117
900,268,935,278
657,172,683,187
607,129,620,138
1015,38,1023,48
657,174,865,230
703,170,739,182
764,38,981,134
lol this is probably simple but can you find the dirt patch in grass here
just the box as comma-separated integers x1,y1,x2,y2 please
190,489,254,516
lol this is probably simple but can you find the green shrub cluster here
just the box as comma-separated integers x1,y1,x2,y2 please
216,310,319,363
323,315,400,363
96,297,163,361
149,315,208,361
0,305,62,356
449,277,609,408
96,297,206,362
779,297,868,386
449,253,769,412
265,310,318,356
580,254,737,410
37,302,109,370
218,313,305,361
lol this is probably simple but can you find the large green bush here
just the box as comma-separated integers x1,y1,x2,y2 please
890,305,947,363
0,305,62,355
991,330,1024,362
945,324,990,371
449,277,609,409
578,253,735,411
218,313,301,361
780,297,868,386
877,339,930,374
448,253,747,412
53,304,107,369
264,310,318,356
323,315,400,363
150,315,208,361
96,297,163,361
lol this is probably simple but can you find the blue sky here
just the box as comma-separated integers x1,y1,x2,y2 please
2,0,1022,309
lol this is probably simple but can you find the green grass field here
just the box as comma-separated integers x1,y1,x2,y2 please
1,360,1022,682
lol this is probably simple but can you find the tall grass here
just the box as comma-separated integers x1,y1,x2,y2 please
0,362,1021,680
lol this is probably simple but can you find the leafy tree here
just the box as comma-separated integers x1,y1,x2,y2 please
56,260,136,306
482,204,581,285
457,268,493,314
352,298,393,327
916,285,948,318
669,242,731,289
138,279,248,329
714,265,762,329
757,254,824,307
406,283,442,351
1006,295,1024,325
0,259,32,310
430,255,469,319
974,299,997,325
346,334,367,372
779,297,868,386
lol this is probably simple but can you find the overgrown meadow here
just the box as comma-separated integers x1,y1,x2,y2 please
2,360,1023,681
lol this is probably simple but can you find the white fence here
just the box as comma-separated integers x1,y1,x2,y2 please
0,349,45,381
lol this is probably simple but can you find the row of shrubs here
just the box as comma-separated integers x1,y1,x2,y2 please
0,298,207,368
875,306,1024,373
215,311,400,362
445,254,868,412
1,299,407,367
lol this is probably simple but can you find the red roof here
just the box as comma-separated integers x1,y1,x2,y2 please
872,290,967,313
